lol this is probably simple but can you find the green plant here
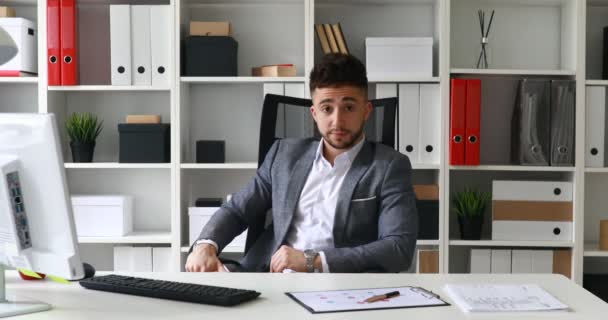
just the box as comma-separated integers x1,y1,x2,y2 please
453,188,491,219
65,112,103,144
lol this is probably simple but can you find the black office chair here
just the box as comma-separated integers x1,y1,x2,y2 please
241,93,398,254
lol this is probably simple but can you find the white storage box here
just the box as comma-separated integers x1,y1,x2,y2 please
365,37,432,78
152,247,172,272
71,195,133,237
189,207,247,248
0,18,37,74
113,246,152,272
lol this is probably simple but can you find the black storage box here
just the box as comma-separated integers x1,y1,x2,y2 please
195,198,223,207
183,36,238,76
583,274,608,302
118,124,170,163
196,140,225,163
416,200,439,240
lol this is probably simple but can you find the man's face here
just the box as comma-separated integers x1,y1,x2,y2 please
310,86,372,150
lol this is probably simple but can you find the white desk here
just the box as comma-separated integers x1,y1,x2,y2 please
4,272,607,319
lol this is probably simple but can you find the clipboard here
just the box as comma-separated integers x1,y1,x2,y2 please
285,286,450,314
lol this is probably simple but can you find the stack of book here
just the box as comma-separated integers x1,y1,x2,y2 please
314,23,349,54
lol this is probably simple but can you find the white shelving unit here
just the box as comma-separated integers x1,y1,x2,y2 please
449,240,575,248
4,0,608,283
79,232,172,244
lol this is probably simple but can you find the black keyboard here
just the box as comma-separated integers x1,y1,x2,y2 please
79,274,261,306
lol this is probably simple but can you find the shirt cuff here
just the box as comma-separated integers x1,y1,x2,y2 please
194,239,219,253
318,251,330,273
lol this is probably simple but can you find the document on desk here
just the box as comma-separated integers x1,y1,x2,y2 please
286,286,449,314
443,284,569,312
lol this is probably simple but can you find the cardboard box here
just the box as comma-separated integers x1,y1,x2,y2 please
366,37,432,78
0,6,16,17
252,64,296,77
189,207,247,248
71,195,133,237
126,115,161,124
190,21,231,36
413,184,439,200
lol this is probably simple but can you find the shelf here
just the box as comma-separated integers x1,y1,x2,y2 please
368,76,440,83
450,68,576,76
0,77,38,84
0,0,37,6
417,240,439,246
584,242,608,257
450,165,575,172
450,240,574,248
184,0,301,5
181,163,258,170
586,80,608,86
181,77,306,84
180,246,244,253
585,167,608,173
65,163,172,169
412,164,440,170
48,85,170,92
78,231,171,244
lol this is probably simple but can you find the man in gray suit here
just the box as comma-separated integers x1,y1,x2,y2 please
186,53,418,273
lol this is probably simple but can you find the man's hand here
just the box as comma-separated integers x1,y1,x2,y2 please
185,243,226,272
270,245,307,273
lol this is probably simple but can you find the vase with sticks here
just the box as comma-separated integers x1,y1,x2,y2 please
476,9,495,69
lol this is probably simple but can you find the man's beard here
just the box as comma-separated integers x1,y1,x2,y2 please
322,125,365,150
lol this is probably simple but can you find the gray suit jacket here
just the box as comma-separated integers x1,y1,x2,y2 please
196,138,418,272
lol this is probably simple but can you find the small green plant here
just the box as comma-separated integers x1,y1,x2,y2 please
453,188,491,219
65,112,103,144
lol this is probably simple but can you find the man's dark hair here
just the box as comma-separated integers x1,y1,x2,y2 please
309,53,368,97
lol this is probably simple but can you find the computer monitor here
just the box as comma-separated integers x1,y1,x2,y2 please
0,113,84,317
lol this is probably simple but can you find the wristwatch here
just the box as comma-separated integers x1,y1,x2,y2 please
304,249,319,273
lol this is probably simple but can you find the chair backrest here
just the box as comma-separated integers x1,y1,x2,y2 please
244,93,398,254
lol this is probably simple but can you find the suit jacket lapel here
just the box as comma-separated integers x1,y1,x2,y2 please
333,141,374,245
274,141,317,250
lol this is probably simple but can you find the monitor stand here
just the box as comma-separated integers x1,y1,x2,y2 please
0,264,51,317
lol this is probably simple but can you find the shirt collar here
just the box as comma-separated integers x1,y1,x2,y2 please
315,136,366,167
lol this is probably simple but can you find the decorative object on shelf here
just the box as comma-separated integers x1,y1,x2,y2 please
196,140,225,163
414,184,439,240
314,23,349,55
366,37,432,78
453,188,490,240
183,36,238,76
71,195,133,237
0,17,37,75
600,220,608,251
189,21,231,37
126,114,161,124
118,123,170,163
252,64,296,77
475,9,494,69
0,6,16,18
66,112,103,163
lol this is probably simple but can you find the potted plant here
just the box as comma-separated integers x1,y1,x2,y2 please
66,112,103,163
453,188,490,240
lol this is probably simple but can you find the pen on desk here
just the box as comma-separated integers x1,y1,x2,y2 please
364,290,400,303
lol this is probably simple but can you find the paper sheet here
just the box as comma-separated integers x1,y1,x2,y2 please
443,284,569,312
286,286,447,313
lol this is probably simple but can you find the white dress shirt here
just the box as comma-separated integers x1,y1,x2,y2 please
284,137,365,272
197,138,365,273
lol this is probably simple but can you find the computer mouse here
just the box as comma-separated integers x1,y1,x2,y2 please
82,262,96,279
